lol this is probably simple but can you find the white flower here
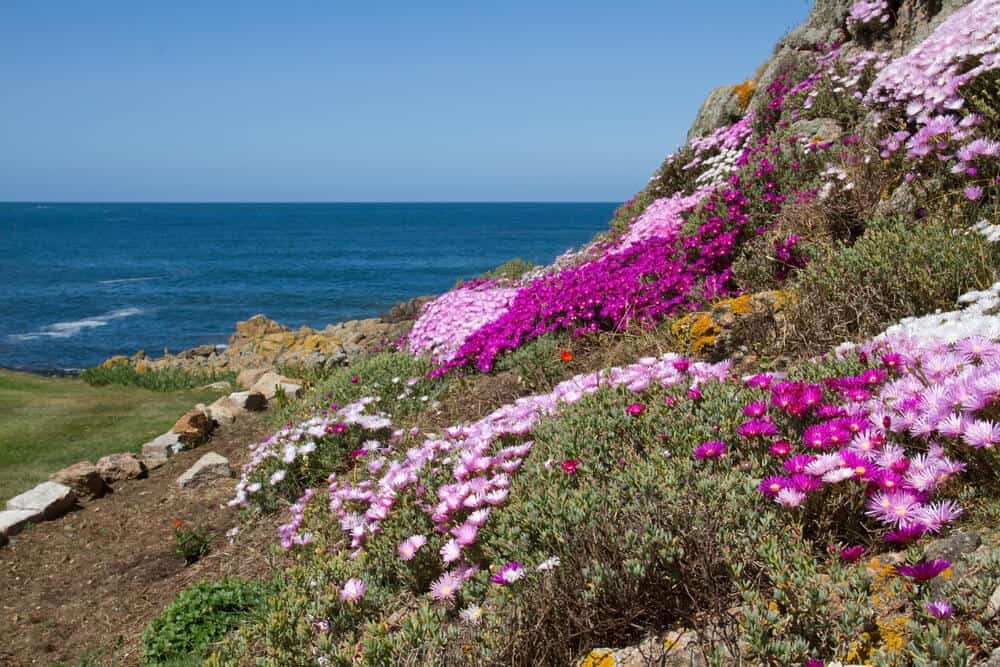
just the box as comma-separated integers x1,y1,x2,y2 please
459,604,483,625
269,469,287,485
536,556,561,571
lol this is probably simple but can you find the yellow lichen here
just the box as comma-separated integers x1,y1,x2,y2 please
691,335,717,355
733,79,757,111
688,313,716,339
580,649,616,667
716,294,753,315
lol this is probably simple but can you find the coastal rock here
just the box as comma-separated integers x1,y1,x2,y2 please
579,631,706,667
95,453,147,483
170,408,214,445
0,509,40,542
177,452,231,488
49,461,108,499
251,371,304,400
229,314,290,347
201,380,232,392
207,395,244,424
381,295,436,324
141,432,185,461
986,581,1000,621
687,84,744,141
229,391,267,411
6,482,76,520
236,367,273,389
924,531,981,563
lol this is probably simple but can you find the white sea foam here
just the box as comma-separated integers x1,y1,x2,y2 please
9,308,145,341
98,276,157,285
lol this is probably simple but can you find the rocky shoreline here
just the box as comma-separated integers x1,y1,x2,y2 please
99,295,435,376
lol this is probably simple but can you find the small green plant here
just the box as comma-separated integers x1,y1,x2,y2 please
172,519,211,565
141,578,265,665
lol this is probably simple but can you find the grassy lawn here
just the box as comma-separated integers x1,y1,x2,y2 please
0,369,224,502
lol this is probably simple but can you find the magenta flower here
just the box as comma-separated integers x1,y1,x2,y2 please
897,559,951,581
758,475,790,498
350,375,360,384
560,459,579,474
490,561,524,585
838,545,866,563
693,440,728,460
626,402,646,417
769,440,792,457
340,578,367,603
743,401,768,418
350,448,368,460
686,386,702,401
925,599,954,619
883,524,926,544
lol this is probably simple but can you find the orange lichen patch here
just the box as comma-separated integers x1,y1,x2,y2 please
691,335,718,355
688,313,717,339
733,79,757,111
101,355,128,368
715,294,754,316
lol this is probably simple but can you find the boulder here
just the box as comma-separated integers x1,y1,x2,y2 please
207,396,241,424
49,461,108,499
141,432,185,461
177,452,232,488
924,531,981,562
95,453,147,483
986,581,1000,621
251,371,304,400
170,408,214,444
686,84,744,141
229,391,267,411
236,367,272,389
0,509,40,542
578,631,706,667
6,482,76,520
229,314,289,349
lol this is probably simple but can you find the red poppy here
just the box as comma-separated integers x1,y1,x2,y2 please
171,519,183,528
560,350,573,362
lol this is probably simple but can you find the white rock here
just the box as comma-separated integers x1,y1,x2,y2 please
208,396,240,424
0,509,41,543
141,432,185,461
251,372,304,400
986,582,1000,620
6,481,76,520
177,452,232,488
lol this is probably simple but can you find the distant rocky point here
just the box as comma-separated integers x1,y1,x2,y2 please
101,295,435,374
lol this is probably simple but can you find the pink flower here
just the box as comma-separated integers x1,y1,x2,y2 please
839,545,866,562
350,375,360,384
440,538,462,563
963,185,984,201
561,459,580,474
490,561,524,585
626,403,646,417
429,571,462,601
398,534,427,561
340,578,367,603
693,440,727,460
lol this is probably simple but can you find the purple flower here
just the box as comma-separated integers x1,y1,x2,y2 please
429,571,462,601
964,185,984,201
626,403,646,417
925,599,954,619
693,440,728,460
398,534,427,561
839,545,866,563
897,559,951,581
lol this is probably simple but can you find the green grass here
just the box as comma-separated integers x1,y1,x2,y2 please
0,369,224,502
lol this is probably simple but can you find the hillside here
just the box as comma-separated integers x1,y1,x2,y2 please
3,0,1000,664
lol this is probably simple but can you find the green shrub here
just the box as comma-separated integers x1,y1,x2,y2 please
482,257,537,281
269,351,448,427
142,578,265,665
493,333,572,392
80,361,235,393
784,216,1000,356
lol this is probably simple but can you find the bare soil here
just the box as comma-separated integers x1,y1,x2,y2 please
0,414,284,666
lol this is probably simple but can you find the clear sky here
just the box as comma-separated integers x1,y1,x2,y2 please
0,1,811,202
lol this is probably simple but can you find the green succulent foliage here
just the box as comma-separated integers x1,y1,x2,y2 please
142,578,266,666
79,361,236,392
493,333,572,392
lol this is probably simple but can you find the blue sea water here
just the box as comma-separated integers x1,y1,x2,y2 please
0,202,616,371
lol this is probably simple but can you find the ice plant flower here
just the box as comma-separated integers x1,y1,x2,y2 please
537,556,561,571
897,559,952,581
340,578,367,603
490,561,525,585
694,440,728,460
350,375,359,384
561,459,580,475
839,545,866,563
429,571,462,601
460,604,483,625
398,535,427,561
626,402,646,417
925,600,954,619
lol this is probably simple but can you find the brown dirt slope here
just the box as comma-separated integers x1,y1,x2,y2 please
0,414,282,666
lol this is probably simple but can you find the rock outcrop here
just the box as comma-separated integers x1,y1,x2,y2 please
50,462,108,499
176,452,232,488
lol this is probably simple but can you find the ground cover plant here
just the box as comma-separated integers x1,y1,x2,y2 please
80,359,236,392
142,2,1000,664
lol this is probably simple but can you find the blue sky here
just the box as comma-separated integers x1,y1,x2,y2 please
0,1,811,202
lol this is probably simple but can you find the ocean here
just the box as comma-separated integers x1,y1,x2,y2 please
0,202,616,371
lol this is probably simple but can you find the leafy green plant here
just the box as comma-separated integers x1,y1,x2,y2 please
171,519,212,565
142,578,265,665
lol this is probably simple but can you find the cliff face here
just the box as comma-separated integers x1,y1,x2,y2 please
687,0,973,141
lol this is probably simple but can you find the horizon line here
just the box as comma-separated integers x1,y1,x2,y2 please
0,200,621,205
